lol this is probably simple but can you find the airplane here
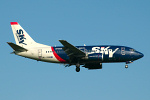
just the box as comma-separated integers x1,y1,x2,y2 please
7,22,144,72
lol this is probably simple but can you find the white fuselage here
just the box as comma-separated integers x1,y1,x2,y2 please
15,43,60,63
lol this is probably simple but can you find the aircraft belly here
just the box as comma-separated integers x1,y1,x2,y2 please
16,51,39,60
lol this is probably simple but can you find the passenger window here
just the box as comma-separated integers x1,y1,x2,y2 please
130,49,135,51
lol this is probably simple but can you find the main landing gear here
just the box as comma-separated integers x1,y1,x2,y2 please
76,63,80,72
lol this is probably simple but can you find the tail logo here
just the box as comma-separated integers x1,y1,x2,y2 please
16,29,27,45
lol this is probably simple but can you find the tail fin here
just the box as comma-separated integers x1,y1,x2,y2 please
10,22,36,47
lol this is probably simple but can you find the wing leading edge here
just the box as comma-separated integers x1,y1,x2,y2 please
59,40,86,58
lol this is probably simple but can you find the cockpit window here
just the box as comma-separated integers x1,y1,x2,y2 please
130,49,135,51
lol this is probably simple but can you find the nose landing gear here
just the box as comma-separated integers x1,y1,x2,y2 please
125,65,128,68
125,61,133,68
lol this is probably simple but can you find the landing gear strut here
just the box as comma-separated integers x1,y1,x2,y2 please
76,63,80,72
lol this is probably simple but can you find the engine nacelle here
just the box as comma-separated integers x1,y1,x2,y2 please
83,63,102,69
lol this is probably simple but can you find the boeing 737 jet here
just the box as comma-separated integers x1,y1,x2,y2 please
7,22,144,72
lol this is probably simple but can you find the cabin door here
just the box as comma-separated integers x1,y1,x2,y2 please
38,49,42,58
121,47,125,55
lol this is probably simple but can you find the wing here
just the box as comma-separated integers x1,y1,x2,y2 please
59,40,86,58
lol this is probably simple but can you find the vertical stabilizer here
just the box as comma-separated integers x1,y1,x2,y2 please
10,22,36,47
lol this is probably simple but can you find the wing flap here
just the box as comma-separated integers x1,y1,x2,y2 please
7,42,28,52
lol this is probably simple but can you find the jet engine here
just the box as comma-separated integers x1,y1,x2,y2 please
83,63,102,69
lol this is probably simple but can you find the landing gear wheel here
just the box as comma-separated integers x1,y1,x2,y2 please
75,63,80,72
125,65,128,68
76,67,80,72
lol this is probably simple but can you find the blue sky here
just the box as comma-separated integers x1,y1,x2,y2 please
1,0,150,100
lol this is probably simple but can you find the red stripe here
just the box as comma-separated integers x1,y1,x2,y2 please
10,22,18,25
51,47,66,63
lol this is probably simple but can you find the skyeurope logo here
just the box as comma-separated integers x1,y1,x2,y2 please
16,29,27,45
89,46,119,58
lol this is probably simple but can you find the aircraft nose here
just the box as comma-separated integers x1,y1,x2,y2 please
137,52,144,59
139,52,144,58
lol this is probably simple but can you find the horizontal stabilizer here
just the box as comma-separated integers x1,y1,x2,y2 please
7,42,28,52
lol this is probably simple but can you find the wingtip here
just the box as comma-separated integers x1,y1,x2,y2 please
7,42,12,44
10,22,18,25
